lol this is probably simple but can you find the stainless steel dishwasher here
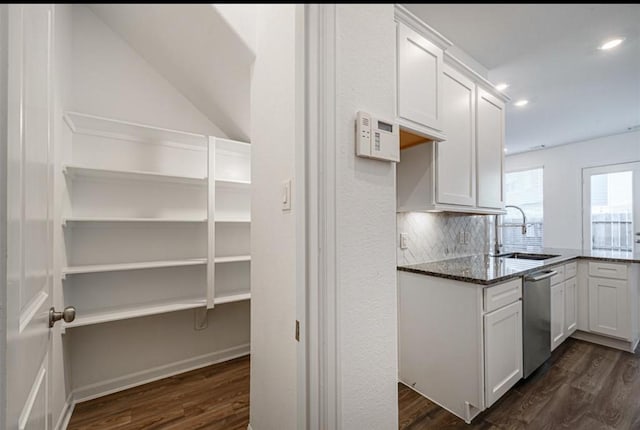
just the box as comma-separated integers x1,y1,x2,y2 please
522,270,556,378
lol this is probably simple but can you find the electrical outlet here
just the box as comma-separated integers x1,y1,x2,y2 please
458,231,465,244
464,231,470,245
400,233,408,249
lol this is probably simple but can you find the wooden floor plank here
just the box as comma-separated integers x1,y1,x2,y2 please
399,338,640,430
67,356,250,430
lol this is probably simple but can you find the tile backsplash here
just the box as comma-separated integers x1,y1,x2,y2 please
397,212,491,265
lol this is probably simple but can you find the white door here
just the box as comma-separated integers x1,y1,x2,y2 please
476,88,505,210
550,282,565,350
436,64,475,206
6,4,56,430
484,300,523,407
397,22,443,133
582,162,640,254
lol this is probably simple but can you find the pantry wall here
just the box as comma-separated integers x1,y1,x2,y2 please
50,5,253,427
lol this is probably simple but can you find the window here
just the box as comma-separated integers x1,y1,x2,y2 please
588,170,633,252
503,168,544,248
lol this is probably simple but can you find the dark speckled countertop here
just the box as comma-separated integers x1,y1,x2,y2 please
397,247,640,286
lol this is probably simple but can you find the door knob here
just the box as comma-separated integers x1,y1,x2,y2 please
49,306,76,327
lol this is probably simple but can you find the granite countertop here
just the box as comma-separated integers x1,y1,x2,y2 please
397,247,640,286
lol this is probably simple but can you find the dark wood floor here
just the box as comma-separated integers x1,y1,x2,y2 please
68,355,250,430
69,338,640,429
399,338,640,429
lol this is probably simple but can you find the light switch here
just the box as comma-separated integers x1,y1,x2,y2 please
282,179,292,211
400,233,408,249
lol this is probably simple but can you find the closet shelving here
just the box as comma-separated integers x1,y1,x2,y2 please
61,112,251,328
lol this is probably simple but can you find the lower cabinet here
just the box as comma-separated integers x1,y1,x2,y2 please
588,277,630,339
550,282,565,351
565,276,578,335
550,262,578,351
398,272,522,423
484,300,523,407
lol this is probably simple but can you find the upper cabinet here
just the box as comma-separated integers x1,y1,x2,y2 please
395,6,510,215
476,88,506,210
437,64,476,207
397,22,444,139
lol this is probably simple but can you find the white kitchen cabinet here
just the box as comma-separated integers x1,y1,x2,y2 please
476,88,505,210
398,271,522,423
550,281,566,351
565,276,578,335
436,64,475,206
573,260,639,353
396,54,508,215
484,300,523,407
588,277,630,339
397,22,444,138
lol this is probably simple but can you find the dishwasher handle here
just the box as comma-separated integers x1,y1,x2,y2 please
525,270,557,282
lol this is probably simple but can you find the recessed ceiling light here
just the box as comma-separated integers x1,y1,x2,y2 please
495,83,509,91
599,38,624,50
514,99,529,107
504,148,508,153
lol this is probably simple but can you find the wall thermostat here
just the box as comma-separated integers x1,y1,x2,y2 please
356,111,399,162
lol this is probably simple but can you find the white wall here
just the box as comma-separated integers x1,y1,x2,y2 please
70,6,226,137
59,3,250,408
68,302,250,400
335,5,398,429
249,5,301,430
506,130,640,248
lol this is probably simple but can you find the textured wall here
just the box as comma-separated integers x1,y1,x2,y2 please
249,5,299,430
397,212,491,265
335,5,399,429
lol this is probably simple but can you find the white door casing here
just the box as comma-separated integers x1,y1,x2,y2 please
6,4,54,430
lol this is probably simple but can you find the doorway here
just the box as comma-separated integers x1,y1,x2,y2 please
582,162,640,253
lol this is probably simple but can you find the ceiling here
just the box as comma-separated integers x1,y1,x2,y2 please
91,4,254,142
405,4,640,154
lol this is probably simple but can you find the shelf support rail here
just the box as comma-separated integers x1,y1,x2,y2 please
206,137,216,308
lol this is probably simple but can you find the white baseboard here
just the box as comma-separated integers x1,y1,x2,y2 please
54,394,75,430
73,343,250,403
571,330,638,353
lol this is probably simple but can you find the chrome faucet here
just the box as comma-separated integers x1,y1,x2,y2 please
493,205,528,255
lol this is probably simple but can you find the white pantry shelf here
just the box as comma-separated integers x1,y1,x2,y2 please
214,255,251,264
215,178,251,187
64,165,207,185
215,218,251,223
64,298,207,328
63,217,207,226
62,258,207,277
214,292,251,305
64,111,208,149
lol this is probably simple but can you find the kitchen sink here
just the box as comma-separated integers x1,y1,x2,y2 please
494,252,560,260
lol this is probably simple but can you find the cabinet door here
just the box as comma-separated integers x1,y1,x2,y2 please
589,277,630,339
565,277,577,335
436,65,475,206
551,282,566,351
484,300,523,407
397,22,443,133
476,88,505,209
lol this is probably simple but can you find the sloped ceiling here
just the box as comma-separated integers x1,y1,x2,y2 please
90,4,255,142
405,4,640,153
